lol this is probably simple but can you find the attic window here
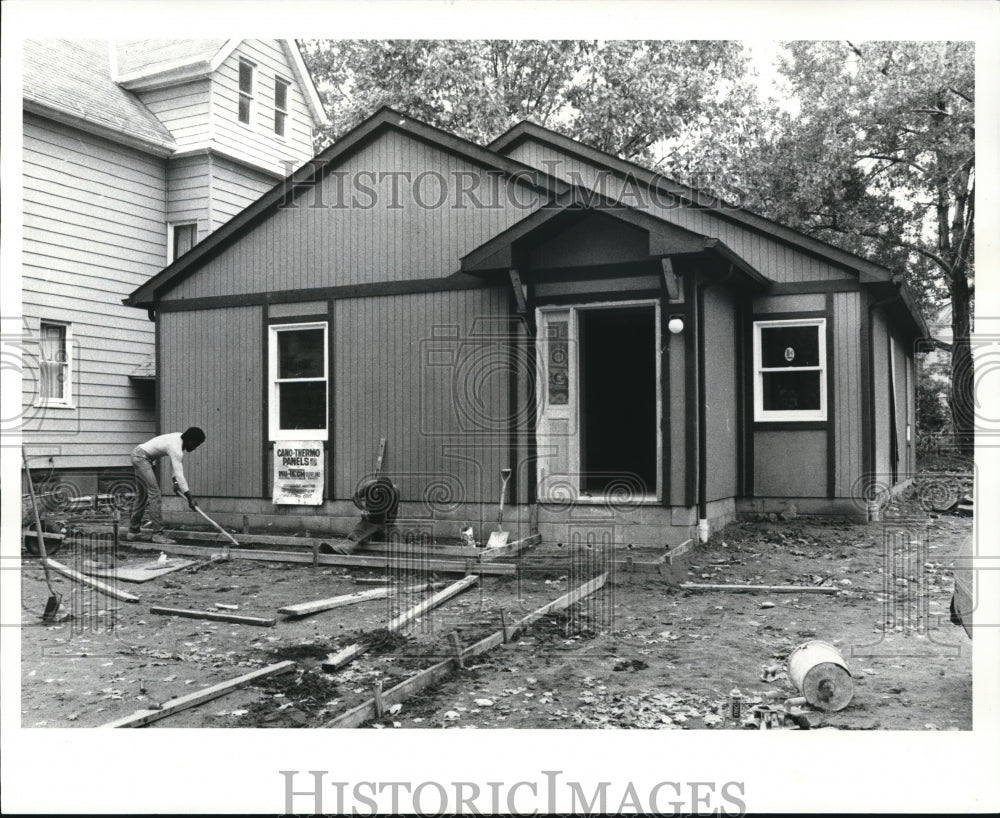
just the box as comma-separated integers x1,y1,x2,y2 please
238,59,255,125
274,77,290,137
753,318,827,422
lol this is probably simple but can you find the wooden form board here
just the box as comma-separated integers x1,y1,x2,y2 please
44,558,140,602
679,583,839,594
130,542,516,575
278,582,437,617
324,572,608,728
82,559,195,583
322,575,479,672
101,661,295,728
149,606,277,626
478,533,541,562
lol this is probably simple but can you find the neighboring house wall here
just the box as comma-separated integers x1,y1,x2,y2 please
136,78,212,148
210,40,316,177
22,112,163,473
208,152,281,230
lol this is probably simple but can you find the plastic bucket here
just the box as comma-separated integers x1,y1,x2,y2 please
787,640,854,712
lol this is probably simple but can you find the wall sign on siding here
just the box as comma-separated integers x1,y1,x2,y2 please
273,441,324,505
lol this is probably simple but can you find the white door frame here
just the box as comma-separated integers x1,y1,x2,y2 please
535,299,662,503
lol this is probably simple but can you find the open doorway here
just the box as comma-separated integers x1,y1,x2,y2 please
579,305,657,494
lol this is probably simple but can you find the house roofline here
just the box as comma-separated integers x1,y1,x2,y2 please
489,121,897,285
126,106,567,308
24,97,176,157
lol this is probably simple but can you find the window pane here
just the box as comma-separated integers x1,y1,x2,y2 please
239,95,251,124
762,371,821,412
760,324,819,368
239,61,253,94
40,362,66,402
275,79,288,111
274,110,286,137
40,323,66,362
278,381,326,430
278,329,325,378
173,224,196,260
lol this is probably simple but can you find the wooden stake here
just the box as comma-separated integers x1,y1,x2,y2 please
323,572,608,728
101,660,295,728
678,583,839,594
45,558,139,603
448,632,465,669
321,575,479,672
373,679,385,719
149,606,276,626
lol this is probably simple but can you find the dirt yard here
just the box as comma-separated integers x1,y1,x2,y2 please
19,476,972,731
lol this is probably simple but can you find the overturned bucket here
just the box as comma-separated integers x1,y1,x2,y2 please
787,640,854,711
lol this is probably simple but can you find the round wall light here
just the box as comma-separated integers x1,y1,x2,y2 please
667,316,685,334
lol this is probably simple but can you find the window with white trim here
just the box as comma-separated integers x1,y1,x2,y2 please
268,322,328,440
274,76,290,137
38,321,72,406
753,318,827,421
238,59,256,125
168,222,197,264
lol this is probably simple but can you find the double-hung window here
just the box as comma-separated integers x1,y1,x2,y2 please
268,323,328,440
238,59,256,125
274,76,290,137
38,321,72,406
753,318,827,421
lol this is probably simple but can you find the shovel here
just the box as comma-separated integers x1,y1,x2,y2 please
22,450,61,620
486,468,513,549
175,484,237,560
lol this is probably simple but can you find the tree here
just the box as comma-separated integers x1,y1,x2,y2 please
735,42,974,454
301,40,765,168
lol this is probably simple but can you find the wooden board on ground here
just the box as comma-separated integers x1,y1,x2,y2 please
679,583,839,594
324,572,608,728
82,559,195,583
278,582,437,617
322,575,479,672
149,606,277,626
101,660,295,728
44,558,140,602
129,542,515,575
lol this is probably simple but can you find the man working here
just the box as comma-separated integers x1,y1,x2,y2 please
127,427,205,544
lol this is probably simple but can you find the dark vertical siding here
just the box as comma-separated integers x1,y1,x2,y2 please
871,309,891,484
165,130,546,301
704,286,738,501
833,291,863,496
160,306,263,496
333,287,511,507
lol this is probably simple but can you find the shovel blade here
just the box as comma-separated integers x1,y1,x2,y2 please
486,531,509,549
42,593,62,621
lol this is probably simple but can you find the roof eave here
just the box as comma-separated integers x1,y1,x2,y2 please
23,97,176,157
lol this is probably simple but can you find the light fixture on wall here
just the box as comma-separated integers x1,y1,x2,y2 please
668,316,685,334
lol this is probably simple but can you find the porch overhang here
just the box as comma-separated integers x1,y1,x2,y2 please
459,195,771,293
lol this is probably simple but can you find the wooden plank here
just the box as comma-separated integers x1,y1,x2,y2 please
665,538,694,565
149,606,277,626
101,660,295,728
44,558,140,603
129,542,516,575
278,582,434,617
679,583,839,594
324,572,608,728
322,575,479,672
83,559,196,583
478,533,541,562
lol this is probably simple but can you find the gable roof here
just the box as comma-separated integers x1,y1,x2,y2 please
125,106,568,308
23,39,177,155
490,121,897,284
115,39,328,126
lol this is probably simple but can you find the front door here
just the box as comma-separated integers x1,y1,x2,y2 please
536,301,661,503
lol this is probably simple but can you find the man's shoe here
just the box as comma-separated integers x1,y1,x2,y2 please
150,533,177,545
